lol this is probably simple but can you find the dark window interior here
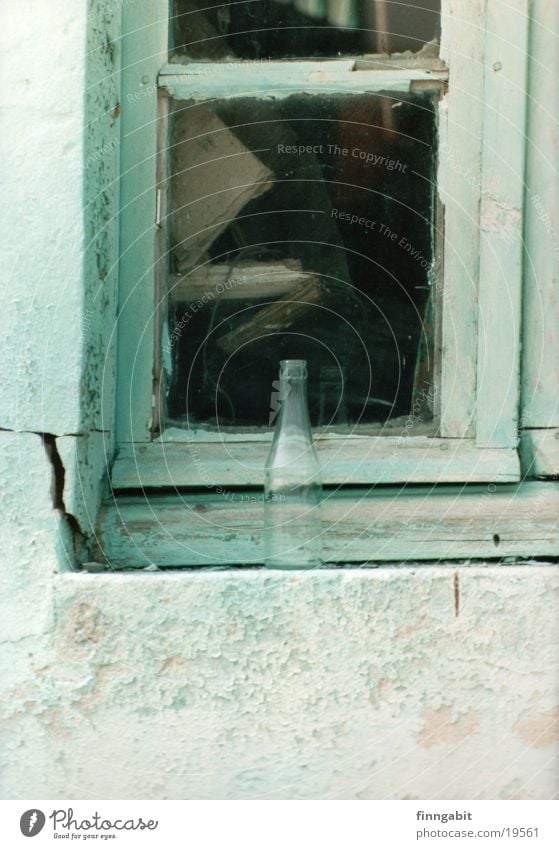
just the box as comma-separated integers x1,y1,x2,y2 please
163,91,439,430
171,1,441,61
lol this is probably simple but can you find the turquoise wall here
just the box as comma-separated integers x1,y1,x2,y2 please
0,0,558,799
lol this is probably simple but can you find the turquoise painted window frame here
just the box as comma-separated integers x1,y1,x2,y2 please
116,0,526,474
96,0,559,567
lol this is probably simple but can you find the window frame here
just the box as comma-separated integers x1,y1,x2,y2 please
116,0,526,474
98,0,559,568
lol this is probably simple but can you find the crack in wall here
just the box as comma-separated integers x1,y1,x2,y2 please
2,427,110,570
0,427,108,436
41,434,69,513
453,570,460,617
39,433,89,563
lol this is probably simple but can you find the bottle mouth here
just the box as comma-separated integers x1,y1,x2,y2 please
280,359,308,378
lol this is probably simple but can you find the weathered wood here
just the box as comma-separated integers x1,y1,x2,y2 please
520,429,559,478
216,277,324,355
152,93,170,436
83,0,121,440
117,1,168,442
409,78,447,95
115,1,527,481
475,0,529,448
169,260,307,302
111,437,520,489
355,57,448,73
438,0,486,437
97,481,559,567
521,0,559,428
160,420,435,439
171,104,274,273
159,61,449,100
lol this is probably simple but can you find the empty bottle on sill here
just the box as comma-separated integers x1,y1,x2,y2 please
264,360,323,569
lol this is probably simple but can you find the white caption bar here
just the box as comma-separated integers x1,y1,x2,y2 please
1,800,557,848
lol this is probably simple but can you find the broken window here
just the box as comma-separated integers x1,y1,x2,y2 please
171,0,441,60
162,90,439,430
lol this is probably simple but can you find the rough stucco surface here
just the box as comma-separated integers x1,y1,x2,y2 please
1,568,558,799
0,432,68,644
1,0,558,802
0,0,86,435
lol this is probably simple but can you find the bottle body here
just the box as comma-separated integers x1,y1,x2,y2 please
264,360,322,569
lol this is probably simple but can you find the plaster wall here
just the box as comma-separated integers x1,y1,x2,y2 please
0,0,558,801
0,0,86,435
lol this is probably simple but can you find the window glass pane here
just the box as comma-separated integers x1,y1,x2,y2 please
172,1,441,61
163,91,439,430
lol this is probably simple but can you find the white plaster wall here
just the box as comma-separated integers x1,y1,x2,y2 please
0,0,86,435
2,567,559,800
0,0,558,801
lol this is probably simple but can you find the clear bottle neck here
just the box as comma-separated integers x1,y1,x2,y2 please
274,360,313,441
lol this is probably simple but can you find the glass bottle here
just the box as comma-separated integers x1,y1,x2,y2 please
264,360,323,568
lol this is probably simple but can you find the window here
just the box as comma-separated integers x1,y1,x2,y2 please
96,0,559,568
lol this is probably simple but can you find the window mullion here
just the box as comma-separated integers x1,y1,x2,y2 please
158,60,447,100
117,0,168,443
438,0,486,439
475,0,530,449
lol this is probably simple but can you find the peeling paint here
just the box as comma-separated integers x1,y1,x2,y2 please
0,0,558,804
3,568,557,799
514,708,559,749
480,195,522,238
418,706,480,748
